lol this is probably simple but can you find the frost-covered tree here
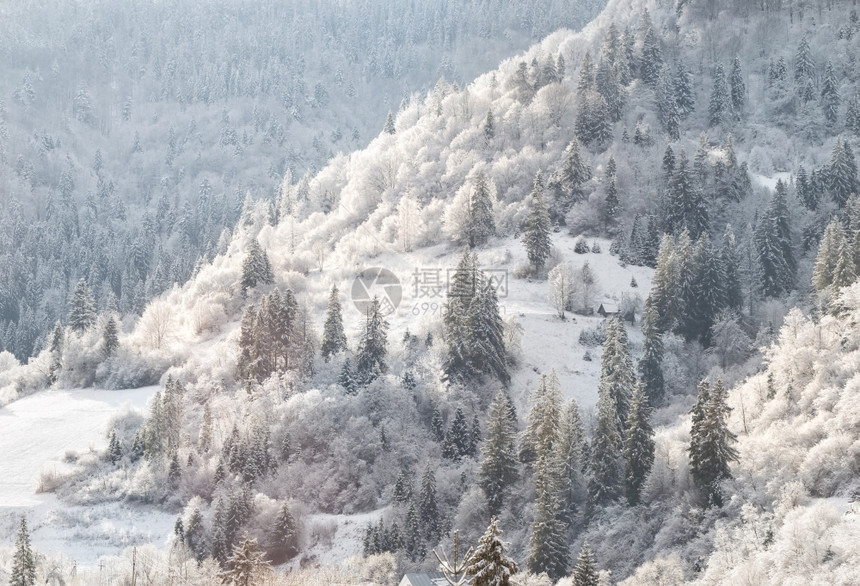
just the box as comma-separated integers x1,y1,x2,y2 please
548,263,574,318
598,318,635,434
656,67,679,140
483,108,495,142
466,517,519,586
623,384,654,505
667,150,708,239
527,451,567,581
554,399,585,522
813,218,847,291
68,278,96,333
480,392,519,516
588,378,622,505
674,61,695,118
220,532,269,586
10,516,36,586
522,172,552,272
240,238,274,295
102,315,119,358
730,56,745,116
47,321,63,383
689,379,738,507
419,464,440,542
572,543,599,586
356,296,389,383
830,137,859,207
320,285,347,361
794,35,815,84
271,503,299,563
708,65,729,127
640,26,663,86
552,139,591,215
383,111,396,135
755,185,795,297
519,372,563,465
638,305,664,407
821,61,840,127
467,172,496,248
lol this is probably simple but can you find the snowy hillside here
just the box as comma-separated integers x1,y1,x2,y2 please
3,0,860,584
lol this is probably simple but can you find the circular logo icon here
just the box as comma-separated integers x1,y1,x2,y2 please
351,267,402,316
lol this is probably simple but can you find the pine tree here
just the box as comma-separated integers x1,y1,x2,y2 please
519,372,563,465
821,61,840,127
599,318,635,435
638,305,664,407
730,56,745,116
102,315,119,358
10,516,36,586
624,384,655,505
794,36,815,84
522,172,552,273
384,111,396,134
588,378,622,505
708,65,729,127
468,172,496,248
271,503,299,563
527,451,568,581
689,379,738,507
47,321,63,384
68,278,96,333
466,517,519,586
813,219,846,291
356,296,389,383
830,137,859,207
220,532,270,586
240,238,274,295
674,61,695,118
572,543,600,586
480,392,520,516
755,186,796,297
321,285,347,361
554,399,586,523
640,26,663,86
419,464,440,543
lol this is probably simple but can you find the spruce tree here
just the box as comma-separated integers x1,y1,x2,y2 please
469,271,510,384
519,372,563,465
320,285,347,361
404,502,423,561
720,225,744,311
674,61,695,118
555,140,591,213
821,61,840,127
527,451,568,581
830,137,859,207
847,94,860,136
794,36,815,84
468,172,496,248
638,305,664,407
755,186,795,297
68,278,96,333
572,543,600,586
240,238,274,295
640,26,663,86
102,315,119,358
647,234,679,332
522,172,552,273
356,296,389,383
588,379,622,505
598,318,635,435
689,379,738,507
271,503,299,562
47,321,63,384
480,392,519,516
730,56,745,115
220,533,269,586
466,517,519,586
483,109,495,142
796,166,817,210
383,111,396,134
10,516,36,586
708,65,729,127
554,399,586,523
623,384,655,505
813,219,846,291
419,464,440,543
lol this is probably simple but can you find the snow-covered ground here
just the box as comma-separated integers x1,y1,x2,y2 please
0,387,175,566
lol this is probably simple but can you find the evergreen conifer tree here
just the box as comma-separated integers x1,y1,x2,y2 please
10,516,36,586
623,384,655,505
821,61,840,127
554,140,591,214
220,533,269,586
794,36,815,83
708,65,729,127
466,517,519,586
519,372,563,465
240,238,274,295
483,109,495,142
321,285,347,361
689,379,738,506
419,464,440,543
527,451,568,581
47,321,63,384
68,278,96,333
522,172,552,273
102,315,119,358
588,379,622,504
640,26,663,86
730,56,745,115
271,503,299,562
468,172,496,248
572,543,600,586
554,399,586,523
755,186,795,297
356,296,389,383
638,305,664,407
813,219,846,291
479,391,520,516
598,318,635,435
384,111,396,134
674,61,695,118
830,137,859,207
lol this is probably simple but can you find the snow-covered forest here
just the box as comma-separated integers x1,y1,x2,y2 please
2,0,860,584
